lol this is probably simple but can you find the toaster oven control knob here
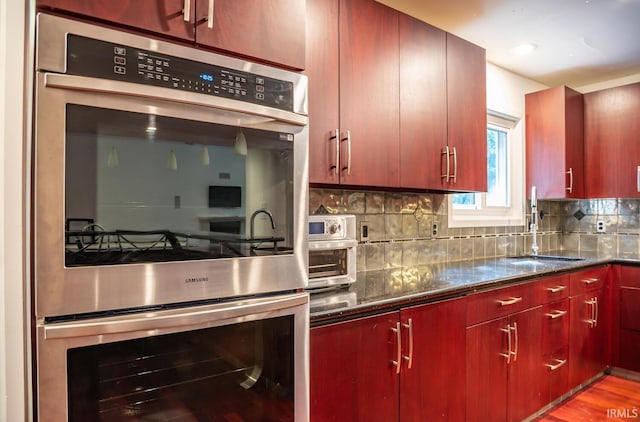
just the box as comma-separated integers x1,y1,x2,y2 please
328,222,341,235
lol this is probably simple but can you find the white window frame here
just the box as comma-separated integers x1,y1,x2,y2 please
447,110,524,228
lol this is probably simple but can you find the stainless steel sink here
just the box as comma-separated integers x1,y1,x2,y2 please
505,255,585,267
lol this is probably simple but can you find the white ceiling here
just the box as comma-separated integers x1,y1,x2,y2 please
377,0,640,89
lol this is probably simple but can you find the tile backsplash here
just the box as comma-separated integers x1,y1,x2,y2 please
310,189,640,268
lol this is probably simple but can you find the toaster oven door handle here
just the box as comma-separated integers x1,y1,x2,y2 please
43,292,308,340
308,239,358,251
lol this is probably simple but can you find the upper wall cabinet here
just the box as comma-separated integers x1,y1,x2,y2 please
306,0,487,191
584,82,640,198
306,0,400,187
398,15,448,189
36,0,306,70
525,86,584,199
445,33,487,192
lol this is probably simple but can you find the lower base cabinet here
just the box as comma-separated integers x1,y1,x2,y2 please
466,306,543,422
616,265,640,372
568,267,609,387
310,297,466,421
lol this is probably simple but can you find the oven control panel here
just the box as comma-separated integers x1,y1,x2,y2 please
309,215,356,241
65,35,294,112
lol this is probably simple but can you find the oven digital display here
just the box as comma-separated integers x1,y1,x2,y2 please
309,222,325,235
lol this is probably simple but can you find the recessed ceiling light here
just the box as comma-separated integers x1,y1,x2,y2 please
510,43,537,56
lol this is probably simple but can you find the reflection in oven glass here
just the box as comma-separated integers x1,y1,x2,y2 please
64,104,295,267
67,316,294,421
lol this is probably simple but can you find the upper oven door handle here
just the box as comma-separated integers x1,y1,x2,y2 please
43,73,308,127
43,292,308,340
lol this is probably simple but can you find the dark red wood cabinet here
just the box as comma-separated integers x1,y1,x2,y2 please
568,267,610,387
613,265,640,372
398,14,447,189
305,0,400,187
37,0,306,70
525,86,584,199
539,274,571,404
584,82,640,198
306,0,486,190
310,298,466,421
466,283,543,422
446,33,487,192
310,311,399,421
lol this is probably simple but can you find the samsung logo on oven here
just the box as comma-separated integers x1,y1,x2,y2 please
185,276,209,283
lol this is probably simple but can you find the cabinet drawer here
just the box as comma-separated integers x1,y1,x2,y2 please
544,344,570,403
621,287,640,331
570,266,607,295
540,274,570,303
466,282,541,326
542,299,570,353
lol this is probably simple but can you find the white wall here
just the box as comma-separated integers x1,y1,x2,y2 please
0,0,29,421
576,72,640,93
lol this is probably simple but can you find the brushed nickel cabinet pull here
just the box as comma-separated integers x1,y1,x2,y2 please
547,285,567,293
546,310,568,319
637,166,640,192
207,0,215,29
499,325,511,364
441,146,450,182
546,359,567,371
340,131,351,176
594,297,598,328
402,318,414,369
511,322,518,362
582,277,599,285
498,297,523,306
390,322,401,374
451,146,458,183
183,0,191,21
566,167,573,193
329,129,339,175
586,298,596,328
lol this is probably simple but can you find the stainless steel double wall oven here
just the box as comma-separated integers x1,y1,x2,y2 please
33,14,309,421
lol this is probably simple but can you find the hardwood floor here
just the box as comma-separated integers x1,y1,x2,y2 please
535,375,640,421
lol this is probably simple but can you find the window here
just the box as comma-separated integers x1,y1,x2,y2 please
448,110,524,227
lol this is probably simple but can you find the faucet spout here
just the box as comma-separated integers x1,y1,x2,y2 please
530,186,539,256
250,208,276,239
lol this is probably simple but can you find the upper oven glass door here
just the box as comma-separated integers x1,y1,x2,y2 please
34,72,308,318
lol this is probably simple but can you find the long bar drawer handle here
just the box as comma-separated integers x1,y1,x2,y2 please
582,278,599,285
390,322,402,374
547,285,567,293
546,310,568,319
402,318,414,369
546,359,567,371
498,297,523,306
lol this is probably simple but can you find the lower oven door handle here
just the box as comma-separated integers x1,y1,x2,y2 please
43,292,308,340
43,73,308,127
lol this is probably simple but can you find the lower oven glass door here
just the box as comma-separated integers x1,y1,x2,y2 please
36,293,309,422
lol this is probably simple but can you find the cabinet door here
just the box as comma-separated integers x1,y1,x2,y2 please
584,83,640,198
508,306,543,422
195,0,306,70
37,0,195,41
525,86,584,199
400,297,466,421
619,287,640,371
467,317,509,421
398,14,447,189
569,289,608,387
446,33,487,192
310,312,400,421
305,0,340,184
338,0,400,187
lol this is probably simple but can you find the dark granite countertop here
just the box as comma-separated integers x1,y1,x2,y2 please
309,250,640,324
